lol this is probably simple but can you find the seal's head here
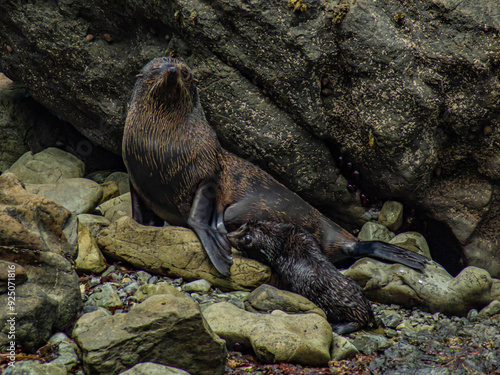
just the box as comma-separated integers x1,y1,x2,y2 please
131,57,198,113
228,220,288,264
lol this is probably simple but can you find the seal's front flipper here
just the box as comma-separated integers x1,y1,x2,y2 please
130,182,164,226
188,180,233,276
351,241,429,270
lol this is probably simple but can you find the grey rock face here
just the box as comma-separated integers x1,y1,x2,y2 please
0,1,499,271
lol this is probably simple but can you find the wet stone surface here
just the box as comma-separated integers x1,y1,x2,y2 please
75,264,500,375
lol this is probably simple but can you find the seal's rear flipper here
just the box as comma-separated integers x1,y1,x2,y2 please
188,180,233,276
130,182,164,226
352,241,429,270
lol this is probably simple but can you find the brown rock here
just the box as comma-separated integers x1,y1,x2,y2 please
97,217,271,291
0,173,76,258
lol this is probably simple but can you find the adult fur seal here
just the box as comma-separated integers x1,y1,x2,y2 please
228,220,376,334
122,57,429,276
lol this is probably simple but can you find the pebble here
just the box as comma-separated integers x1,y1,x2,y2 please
47,332,79,371
181,279,212,293
352,334,392,355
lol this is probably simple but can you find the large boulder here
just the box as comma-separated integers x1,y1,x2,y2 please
0,247,82,352
97,217,272,291
72,294,227,375
0,1,499,273
0,173,77,258
203,302,332,366
344,258,492,316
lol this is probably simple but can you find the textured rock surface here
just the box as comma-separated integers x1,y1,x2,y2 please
96,193,132,223
4,148,85,185
0,173,77,258
244,284,327,320
203,302,332,366
0,247,82,352
3,360,67,375
390,232,431,259
75,221,107,273
378,201,404,232
0,74,29,173
119,362,191,375
26,178,103,214
72,294,226,375
344,258,492,316
97,217,272,291
1,1,499,270
357,222,395,242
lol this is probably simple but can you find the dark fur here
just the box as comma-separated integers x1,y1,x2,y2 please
122,57,429,276
228,221,376,334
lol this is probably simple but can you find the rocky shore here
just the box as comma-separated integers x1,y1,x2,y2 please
1,147,499,374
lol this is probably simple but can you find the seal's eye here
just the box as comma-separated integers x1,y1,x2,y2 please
243,234,252,246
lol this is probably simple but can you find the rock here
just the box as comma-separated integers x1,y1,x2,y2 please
244,284,327,320
134,282,185,303
182,279,212,293
99,181,120,204
491,279,500,301
72,294,226,375
75,221,107,274
331,334,359,361
0,73,29,173
77,214,111,237
418,177,498,277
0,0,499,273
390,232,432,259
4,148,85,184
357,222,395,242
86,283,123,309
378,201,404,232
96,193,132,222
203,302,332,366
379,310,403,329
47,332,79,371
105,172,130,195
344,258,492,316
135,270,152,285
352,334,392,355
119,362,191,375
478,300,500,317
2,360,67,375
97,217,271,291
26,178,103,214
0,247,82,352
0,173,77,258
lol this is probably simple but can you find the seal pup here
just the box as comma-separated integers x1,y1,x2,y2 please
228,220,376,334
122,57,429,276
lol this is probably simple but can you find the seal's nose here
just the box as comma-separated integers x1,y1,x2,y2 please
163,64,178,86
167,65,177,75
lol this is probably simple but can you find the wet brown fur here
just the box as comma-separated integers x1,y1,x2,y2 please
228,221,376,334
123,57,354,261
123,57,428,272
